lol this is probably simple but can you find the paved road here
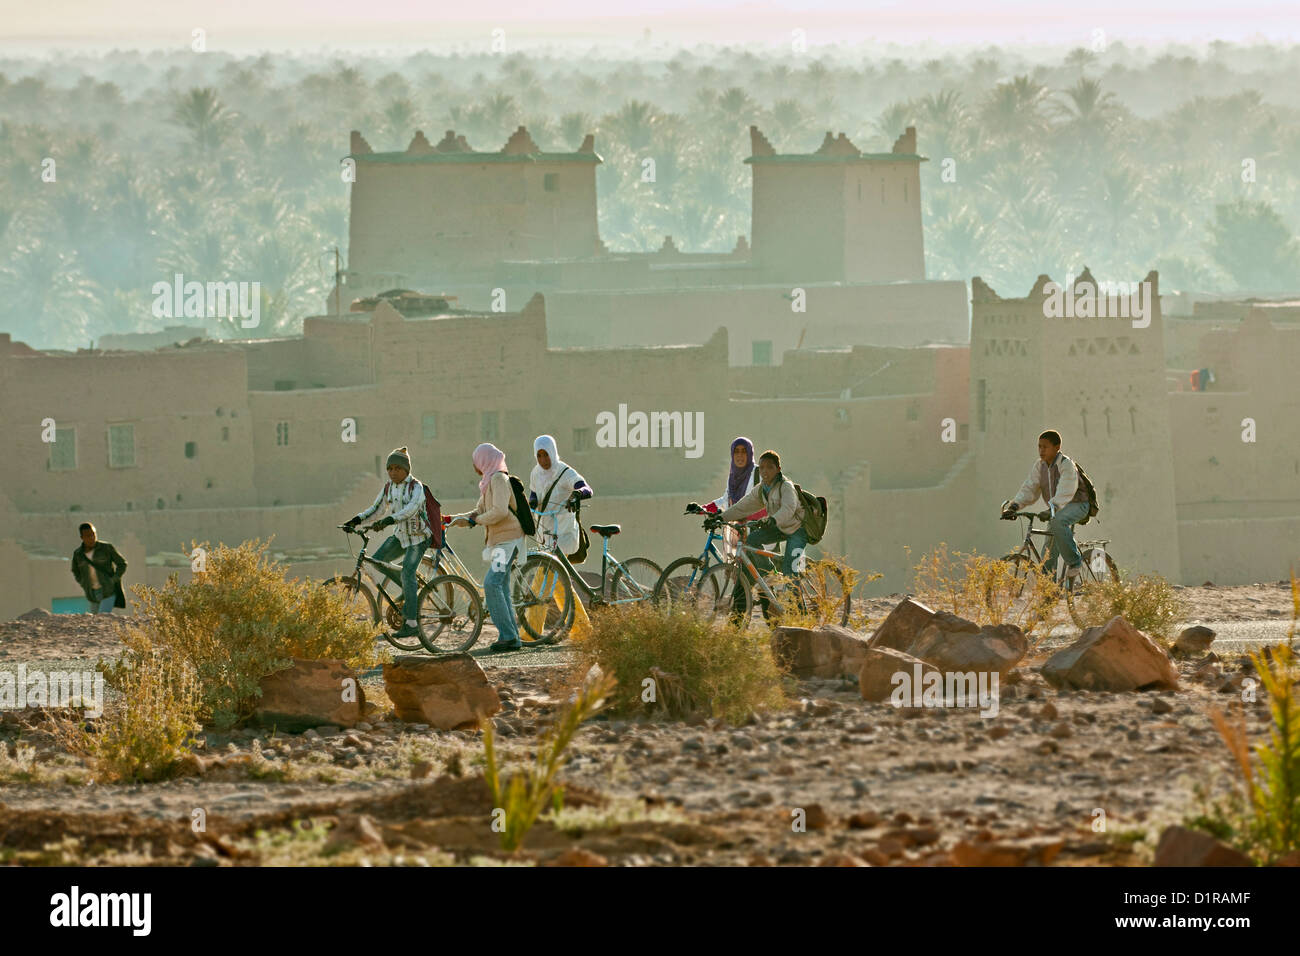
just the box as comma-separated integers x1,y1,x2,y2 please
1037,618,1293,653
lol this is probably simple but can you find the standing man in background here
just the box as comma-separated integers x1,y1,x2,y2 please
71,522,128,614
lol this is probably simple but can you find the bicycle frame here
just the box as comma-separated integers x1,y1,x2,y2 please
343,529,409,615
532,506,653,606
710,518,802,604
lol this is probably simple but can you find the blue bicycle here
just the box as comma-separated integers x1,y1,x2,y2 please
653,505,853,626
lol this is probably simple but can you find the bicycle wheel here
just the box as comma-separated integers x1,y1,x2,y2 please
692,563,751,626
609,557,663,606
654,556,707,608
321,575,378,628
417,574,484,654
515,552,575,645
1065,547,1119,628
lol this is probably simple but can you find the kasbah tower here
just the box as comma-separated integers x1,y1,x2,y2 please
970,271,1181,580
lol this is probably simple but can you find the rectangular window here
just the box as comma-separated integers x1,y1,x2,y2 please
573,427,591,453
752,340,773,366
49,427,77,471
422,413,438,440
276,421,290,446
906,403,919,422
221,426,229,441
482,411,499,441
108,423,136,468
976,380,987,433
184,441,197,459
544,173,558,192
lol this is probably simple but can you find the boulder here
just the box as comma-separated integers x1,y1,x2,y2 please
1041,616,1178,692
1174,625,1216,656
950,837,1063,867
1152,826,1251,867
866,597,937,652
907,614,1028,678
256,658,365,732
383,654,500,729
859,646,942,703
771,624,871,680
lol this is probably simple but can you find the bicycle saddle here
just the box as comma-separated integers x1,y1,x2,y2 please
589,524,621,536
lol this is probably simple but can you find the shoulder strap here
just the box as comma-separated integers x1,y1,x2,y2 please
539,466,572,513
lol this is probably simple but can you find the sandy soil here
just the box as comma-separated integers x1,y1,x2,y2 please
0,586,1292,866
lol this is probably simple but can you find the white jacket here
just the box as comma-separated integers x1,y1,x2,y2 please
529,462,588,555
1012,453,1088,511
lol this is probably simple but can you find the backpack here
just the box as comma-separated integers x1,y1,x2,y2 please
505,474,536,537
1074,461,1100,526
792,482,829,545
384,479,443,547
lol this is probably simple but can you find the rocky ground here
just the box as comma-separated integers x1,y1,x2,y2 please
0,582,1292,866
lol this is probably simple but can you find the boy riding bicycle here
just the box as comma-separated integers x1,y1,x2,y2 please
1000,429,1091,580
343,446,435,640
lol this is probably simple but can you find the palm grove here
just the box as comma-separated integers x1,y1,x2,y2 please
1,42,1298,350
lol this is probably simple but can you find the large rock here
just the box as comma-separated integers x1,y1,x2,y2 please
1174,625,1216,656
1152,826,1251,867
859,646,942,703
383,654,501,729
771,624,871,680
1041,616,1179,692
866,597,937,652
906,613,1028,678
256,658,365,732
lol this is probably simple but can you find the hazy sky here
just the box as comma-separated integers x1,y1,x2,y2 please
3,0,1297,52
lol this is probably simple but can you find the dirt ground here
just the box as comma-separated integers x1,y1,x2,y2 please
0,583,1292,866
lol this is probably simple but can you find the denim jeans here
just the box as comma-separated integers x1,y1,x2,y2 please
372,535,429,624
1045,500,1091,571
88,588,116,614
483,544,520,646
732,523,810,617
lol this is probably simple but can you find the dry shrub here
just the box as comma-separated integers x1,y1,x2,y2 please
1071,573,1187,643
907,543,1063,638
1198,573,1300,863
59,650,201,783
114,539,379,728
768,555,880,631
578,601,787,724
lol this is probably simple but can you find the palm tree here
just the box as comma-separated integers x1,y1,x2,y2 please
604,100,660,154
1051,78,1120,146
0,241,97,349
171,88,235,152
979,76,1050,141
1206,198,1300,291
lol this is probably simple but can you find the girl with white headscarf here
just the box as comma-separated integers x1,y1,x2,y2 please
528,434,592,558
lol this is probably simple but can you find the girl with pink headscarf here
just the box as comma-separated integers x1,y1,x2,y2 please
447,443,525,651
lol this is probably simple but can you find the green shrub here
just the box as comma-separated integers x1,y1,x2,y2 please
578,602,787,724
1071,573,1187,642
114,539,379,728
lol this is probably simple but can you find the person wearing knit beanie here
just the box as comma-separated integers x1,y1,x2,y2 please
387,446,411,473
343,444,434,641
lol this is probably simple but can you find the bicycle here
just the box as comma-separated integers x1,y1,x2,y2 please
516,500,663,645
322,524,484,654
662,512,851,629
997,505,1119,628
